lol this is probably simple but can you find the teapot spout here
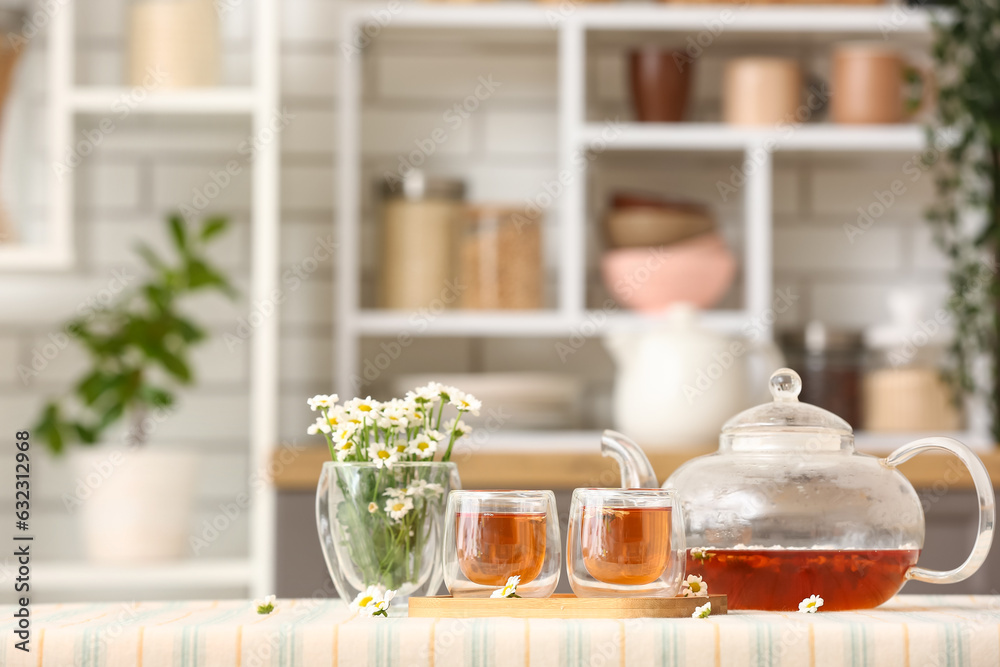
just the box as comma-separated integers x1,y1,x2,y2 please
601,430,659,488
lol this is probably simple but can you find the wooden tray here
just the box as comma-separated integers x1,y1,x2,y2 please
408,594,727,619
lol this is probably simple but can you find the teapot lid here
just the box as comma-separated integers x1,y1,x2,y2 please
722,368,853,438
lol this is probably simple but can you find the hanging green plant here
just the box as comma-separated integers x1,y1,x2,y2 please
927,1,1000,439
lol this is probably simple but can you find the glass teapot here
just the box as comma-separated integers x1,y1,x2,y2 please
601,368,995,611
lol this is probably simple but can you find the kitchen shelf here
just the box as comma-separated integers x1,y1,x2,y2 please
368,3,940,34
6,559,253,591
579,123,929,153
69,87,257,115
352,309,748,337
5,1,282,602
337,4,941,393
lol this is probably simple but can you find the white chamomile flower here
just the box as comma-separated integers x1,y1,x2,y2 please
333,438,355,462
690,547,714,562
254,594,276,615
368,502,378,513
681,574,708,598
384,496,414,521
405,479,441,497
408,434,438,459
426,429,446,442
306,418,325,436
798,595,824,613
350,585,384,615
384,487,408,500
347,396,381,419
407,384,440,404
307,394,338,411
450,392,482,416
370,590,395,618
692,601,712,619
368,442,398,469
444,417,472,436
490,575,521,599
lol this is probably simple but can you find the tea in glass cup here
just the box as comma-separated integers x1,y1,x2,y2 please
567,488,685,597
444,490,561,597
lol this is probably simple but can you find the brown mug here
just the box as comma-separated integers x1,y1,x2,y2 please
723,57,803,126
832,45,930,124
629,48,692,123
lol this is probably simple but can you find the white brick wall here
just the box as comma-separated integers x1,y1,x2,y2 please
0,0,954,600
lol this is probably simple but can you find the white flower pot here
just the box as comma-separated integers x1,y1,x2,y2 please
70,446,198,564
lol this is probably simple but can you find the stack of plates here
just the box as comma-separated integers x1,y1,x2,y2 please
392,373,584,430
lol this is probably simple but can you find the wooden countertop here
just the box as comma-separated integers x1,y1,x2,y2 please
272,446,1000,491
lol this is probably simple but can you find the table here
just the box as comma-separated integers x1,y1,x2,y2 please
3,595,999,666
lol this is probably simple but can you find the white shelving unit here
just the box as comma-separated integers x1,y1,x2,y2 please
18,1,280,600
336,3,936,404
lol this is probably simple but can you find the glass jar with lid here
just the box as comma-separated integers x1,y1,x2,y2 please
378,171,465,310
861,290,962,432
780,321,864,427
459,206,543,310
128,0,220,88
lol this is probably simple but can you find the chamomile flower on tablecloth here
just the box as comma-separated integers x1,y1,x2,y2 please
692,601,712,619
254,595,276,615
368,442,398,469
681,574,708,597
350,586,390,616
385,496,414,521
370,590,396,618
799,595,824,613
490,575,521,599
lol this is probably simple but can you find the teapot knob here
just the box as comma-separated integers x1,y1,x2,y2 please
769,368,802,402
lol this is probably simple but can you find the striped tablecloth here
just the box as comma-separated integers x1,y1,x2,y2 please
3,595,998,666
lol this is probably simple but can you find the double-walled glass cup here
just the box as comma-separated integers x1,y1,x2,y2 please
444,490,561,597
567,488,685,597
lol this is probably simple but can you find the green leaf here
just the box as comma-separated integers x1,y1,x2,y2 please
199,217,228,242
136,242,167,273
73,423,98,444
98,402,125,431
168,215,188,253
148,346,192,383
76,371,118,406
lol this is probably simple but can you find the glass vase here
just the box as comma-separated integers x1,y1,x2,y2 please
316,461,460,603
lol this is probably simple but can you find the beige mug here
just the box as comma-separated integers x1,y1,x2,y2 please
723,58,803,126
832,45,930,124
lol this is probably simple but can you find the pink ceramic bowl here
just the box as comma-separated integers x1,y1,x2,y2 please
600,232,737,312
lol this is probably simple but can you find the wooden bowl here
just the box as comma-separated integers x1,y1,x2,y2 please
604,205,715,248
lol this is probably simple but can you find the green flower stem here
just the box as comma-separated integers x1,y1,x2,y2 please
441,412,465,462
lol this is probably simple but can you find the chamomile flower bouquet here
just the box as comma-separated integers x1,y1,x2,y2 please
311,383,477,602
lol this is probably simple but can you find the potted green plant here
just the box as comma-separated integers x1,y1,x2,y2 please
926,2,1000,441
34,214,235,563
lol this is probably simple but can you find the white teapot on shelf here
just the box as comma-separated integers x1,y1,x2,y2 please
604,304,784,449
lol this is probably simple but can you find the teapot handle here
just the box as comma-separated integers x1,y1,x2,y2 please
883,437,995,584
